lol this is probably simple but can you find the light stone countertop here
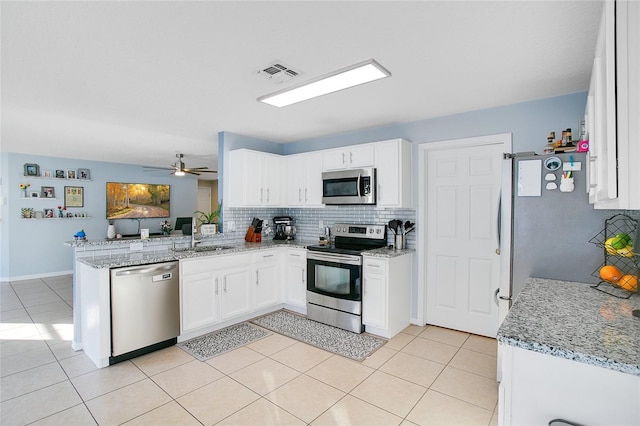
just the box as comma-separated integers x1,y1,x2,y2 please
75,240,313,268
362,246,415,258
497,277,640,376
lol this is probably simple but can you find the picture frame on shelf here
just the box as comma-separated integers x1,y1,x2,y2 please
55,170,65,179
34,211,44,219
41,186,55,198
64,186,84,207
77,168,90,180
30,191,39,198
66,169,76,179
66,212,74,218
24,163,40,177
43,170,53,178
44,208,54,218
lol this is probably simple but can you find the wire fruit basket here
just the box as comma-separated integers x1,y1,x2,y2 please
589,214,638,299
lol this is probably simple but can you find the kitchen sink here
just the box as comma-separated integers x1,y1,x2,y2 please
173,245,235,253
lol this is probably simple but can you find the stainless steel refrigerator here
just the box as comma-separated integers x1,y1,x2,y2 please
501,152,607,305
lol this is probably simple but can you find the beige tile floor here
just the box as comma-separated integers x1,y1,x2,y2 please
1,275,499,425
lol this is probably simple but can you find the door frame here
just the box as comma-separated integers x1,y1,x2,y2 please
417,133,513,326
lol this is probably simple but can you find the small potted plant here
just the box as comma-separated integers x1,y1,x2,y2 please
194,203,222,235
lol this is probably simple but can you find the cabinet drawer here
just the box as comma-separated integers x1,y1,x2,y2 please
363,258,387,273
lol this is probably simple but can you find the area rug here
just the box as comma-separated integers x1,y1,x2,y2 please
251,310,386,361
178,323,270,361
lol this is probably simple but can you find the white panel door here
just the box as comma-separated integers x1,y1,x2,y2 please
426,142,503,337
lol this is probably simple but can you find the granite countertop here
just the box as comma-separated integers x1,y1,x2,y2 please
497,277,640,376
76,239,313,268
362,246,415,258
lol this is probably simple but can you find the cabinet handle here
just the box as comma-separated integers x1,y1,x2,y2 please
260,188,263,202
350,152,353,164
298,188,302,202
215,277,219,295
366,263,380,268
342,152,346,164
266,188,270,202
304,188,308,202
302,269,305,283
263,254,274,258
224,277,227,293
256,270,259,285
291,253,301,257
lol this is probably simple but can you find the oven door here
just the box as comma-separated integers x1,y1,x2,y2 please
306,251,362,301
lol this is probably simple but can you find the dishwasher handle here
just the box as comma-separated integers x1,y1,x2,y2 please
114,263,178,276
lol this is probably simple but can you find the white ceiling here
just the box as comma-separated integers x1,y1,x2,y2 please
1,1,602,177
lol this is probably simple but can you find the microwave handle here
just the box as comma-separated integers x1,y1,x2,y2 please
357,173,362,198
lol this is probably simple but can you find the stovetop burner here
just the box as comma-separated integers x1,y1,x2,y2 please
307,223,387,255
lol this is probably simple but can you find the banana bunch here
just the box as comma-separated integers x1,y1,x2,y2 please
604,233,635,257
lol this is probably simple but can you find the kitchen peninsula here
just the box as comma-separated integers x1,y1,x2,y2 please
497,277,639,425
67,236,415,368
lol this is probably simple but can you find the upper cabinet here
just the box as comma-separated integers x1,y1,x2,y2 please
587,0,640,209
375,139,413,208
228,149,283,207
285,151,324,207
322,144,375,171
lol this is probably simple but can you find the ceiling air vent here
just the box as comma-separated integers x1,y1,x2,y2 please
259,62,301,84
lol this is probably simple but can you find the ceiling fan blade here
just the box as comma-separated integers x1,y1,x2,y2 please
144,166,177,171
186,170,201,176
184,168,217,173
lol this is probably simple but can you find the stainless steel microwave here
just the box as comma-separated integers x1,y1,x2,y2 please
321,167,376,205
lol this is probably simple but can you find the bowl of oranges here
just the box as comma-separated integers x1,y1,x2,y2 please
599,265,638,292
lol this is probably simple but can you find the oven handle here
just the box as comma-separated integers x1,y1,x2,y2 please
307,251,362,266
357,173,362,198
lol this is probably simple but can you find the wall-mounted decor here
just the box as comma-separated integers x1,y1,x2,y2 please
30,191,39,198
77,168,90,180
66,169,76,179
44,208,54,218
21,208,34,218
106,182,170,220
41,186,55,198
43,170,52,178
64,186,84,207
24,163,40,177
55,170,65,179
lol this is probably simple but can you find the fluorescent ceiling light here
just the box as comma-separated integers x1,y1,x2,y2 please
258,59,391,107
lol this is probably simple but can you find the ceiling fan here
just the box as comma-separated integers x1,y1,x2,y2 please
143,153,218,176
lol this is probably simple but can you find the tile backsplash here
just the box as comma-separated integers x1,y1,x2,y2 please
223,206,417,248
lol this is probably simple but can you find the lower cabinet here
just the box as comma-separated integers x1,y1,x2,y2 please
253,249,281,310
362,254,412,338
285,248,307,311
181,270,220,333
499,344,639,426
219,265,252,320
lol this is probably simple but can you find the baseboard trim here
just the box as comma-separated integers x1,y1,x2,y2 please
0,270,73,283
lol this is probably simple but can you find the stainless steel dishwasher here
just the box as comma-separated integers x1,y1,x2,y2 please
110,261,180,364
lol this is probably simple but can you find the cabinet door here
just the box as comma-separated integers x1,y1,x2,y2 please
181,272,219,333
375,141,400,206
254,252,280,310
220,266,252,320
362,270,387,328
323,149,348,171
304,151,324,206
286,155,306,206
286,252,307,308
348,144,375,168
263,154,282,206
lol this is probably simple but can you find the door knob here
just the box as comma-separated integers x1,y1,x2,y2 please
495,248,500,255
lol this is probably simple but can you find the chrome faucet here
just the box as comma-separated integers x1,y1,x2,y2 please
191,217,202,248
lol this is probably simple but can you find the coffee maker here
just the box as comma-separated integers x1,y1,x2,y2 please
273,216,296,241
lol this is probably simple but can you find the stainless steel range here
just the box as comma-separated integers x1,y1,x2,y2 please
306,223,387,333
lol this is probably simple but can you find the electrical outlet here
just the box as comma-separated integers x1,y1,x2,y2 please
129,242,144,251
227,221,235,232
319,220,324,229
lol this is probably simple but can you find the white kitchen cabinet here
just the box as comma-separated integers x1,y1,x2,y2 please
499,344,639,426
374,139,413,208
587,0,640,209
322,143,375,171
253,249,281,310
362,253,412,338
219,264,252,320
228,149,283,207
285,248,307,312
181,270,220,333
181,253,252,332
285,151,324,207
